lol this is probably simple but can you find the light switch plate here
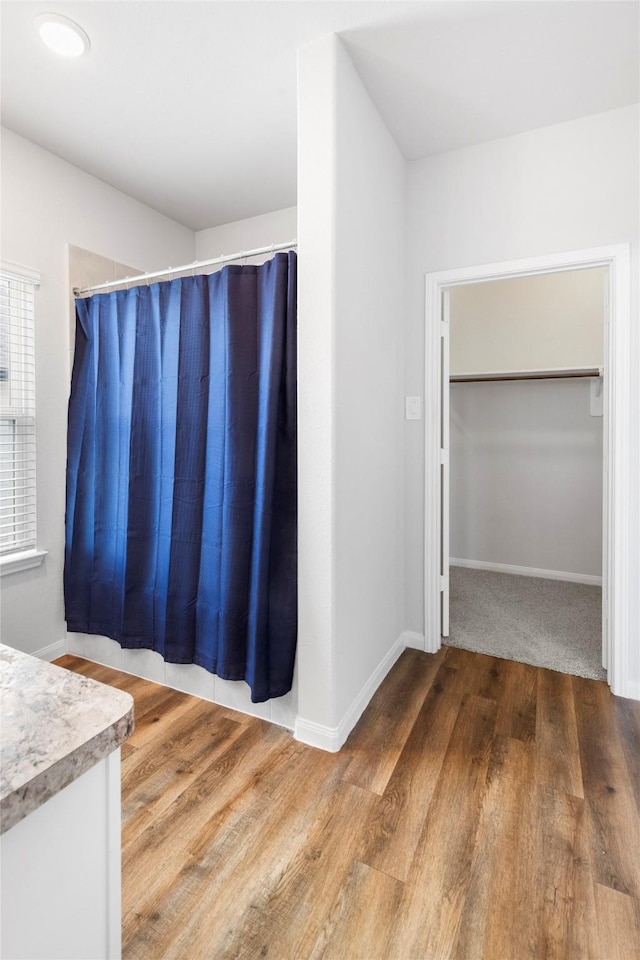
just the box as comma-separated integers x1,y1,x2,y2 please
405,396,422,420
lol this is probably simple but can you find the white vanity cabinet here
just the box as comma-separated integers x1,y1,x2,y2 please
0,645,133,960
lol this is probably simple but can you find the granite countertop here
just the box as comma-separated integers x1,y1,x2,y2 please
0,644,134,834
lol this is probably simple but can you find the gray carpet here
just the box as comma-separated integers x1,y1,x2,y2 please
448,566,606,681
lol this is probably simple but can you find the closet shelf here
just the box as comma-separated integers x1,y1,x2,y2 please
450,366,603,383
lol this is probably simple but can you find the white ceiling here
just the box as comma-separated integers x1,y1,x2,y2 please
1,1,638,231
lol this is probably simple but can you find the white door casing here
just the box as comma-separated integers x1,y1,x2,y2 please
424,245,631,699
440,290,450,638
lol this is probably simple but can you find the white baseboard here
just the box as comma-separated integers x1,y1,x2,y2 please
612,678,640,703
450,557,602,586
403,629,441,656
628,682,640,703
33,639,67,662
294,634,406,753
293,715,343,753
627,682,640,702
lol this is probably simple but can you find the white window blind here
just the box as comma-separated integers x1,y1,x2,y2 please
0,262,40,556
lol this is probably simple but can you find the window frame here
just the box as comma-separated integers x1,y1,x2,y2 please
0,260,46,576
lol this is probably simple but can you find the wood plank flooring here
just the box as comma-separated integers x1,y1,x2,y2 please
55,646,640,960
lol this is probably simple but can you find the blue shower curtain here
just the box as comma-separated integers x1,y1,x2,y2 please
65,252,297,702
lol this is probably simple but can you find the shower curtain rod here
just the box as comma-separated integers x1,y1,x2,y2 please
450,366,603,383
73,239,298,296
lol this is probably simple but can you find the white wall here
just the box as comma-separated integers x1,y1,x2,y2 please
405,105,639,694
297,35,339,739
450,378,603,577
449,267,606,374
333,39,406,726
297,34,406,747
196,207,297,261
0,128,194,659
449,268,605,580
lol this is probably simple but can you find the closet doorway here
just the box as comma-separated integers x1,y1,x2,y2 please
448,269,606,680
424,246,632,697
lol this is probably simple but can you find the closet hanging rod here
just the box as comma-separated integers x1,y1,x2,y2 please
73,239,298,296
450,366,603,383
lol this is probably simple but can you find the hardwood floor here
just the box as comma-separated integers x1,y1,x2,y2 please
55,646,640,960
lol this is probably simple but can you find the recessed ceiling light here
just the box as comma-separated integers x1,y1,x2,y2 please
34,13,90,58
